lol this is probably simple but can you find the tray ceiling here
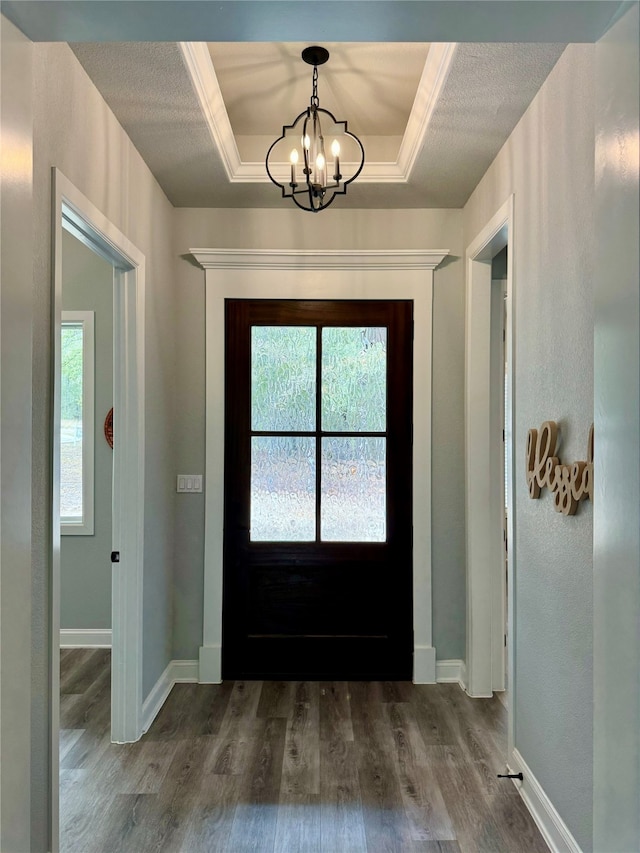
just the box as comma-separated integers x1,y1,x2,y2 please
208,42,431,137
70,40,567,208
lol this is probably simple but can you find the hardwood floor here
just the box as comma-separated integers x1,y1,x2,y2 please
59,649,548,853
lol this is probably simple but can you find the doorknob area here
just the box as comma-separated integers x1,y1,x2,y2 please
111,551,120,563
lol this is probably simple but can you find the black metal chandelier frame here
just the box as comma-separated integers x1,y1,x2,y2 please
265,46,365,213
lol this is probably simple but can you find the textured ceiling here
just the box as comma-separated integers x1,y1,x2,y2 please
70,41,566,209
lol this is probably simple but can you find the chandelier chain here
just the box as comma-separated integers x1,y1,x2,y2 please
310,66,319,108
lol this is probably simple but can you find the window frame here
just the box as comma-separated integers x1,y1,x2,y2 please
61,310,95,536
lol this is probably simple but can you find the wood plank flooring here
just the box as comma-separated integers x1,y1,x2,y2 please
59,649,548,853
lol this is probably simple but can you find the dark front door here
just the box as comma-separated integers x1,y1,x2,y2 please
223,300,413,680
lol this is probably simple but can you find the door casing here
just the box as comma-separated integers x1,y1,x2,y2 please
191,248,448,684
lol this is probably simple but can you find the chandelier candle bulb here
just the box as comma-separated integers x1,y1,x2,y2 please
331,139,341,180
316,152,326,186
289,149,298,186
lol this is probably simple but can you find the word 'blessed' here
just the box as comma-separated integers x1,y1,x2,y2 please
526,421,593,516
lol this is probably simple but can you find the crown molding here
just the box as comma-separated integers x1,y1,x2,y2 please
180,41,457,185
397,42,457,177
189,248,449,271
180,41,241,180
232,159,408,183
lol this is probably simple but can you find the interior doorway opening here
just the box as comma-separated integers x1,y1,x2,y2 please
58,229,115,847
491,245,509,706
59,230,113,644
465,195,515,762
51,169,146,850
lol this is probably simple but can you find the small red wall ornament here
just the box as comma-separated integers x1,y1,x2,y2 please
104,408,114,449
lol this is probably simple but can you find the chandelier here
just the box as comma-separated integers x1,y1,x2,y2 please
265,46,365,212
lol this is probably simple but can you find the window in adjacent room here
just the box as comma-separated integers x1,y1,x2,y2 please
60,311,95,535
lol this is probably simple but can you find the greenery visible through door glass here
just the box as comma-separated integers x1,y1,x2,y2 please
321,436,386,541
322,327,387,431
251,326,316,431
251,436,316,541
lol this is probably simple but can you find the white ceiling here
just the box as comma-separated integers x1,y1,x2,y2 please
208,42,431,137
69,40,566,208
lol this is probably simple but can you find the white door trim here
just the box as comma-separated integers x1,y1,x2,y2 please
52,169,146,837
191,247,448,684
464,195,515,752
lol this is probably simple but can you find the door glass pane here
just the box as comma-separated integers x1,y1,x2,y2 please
61,323,84,520
321,437,386,542
322,327,387,432
252,326,316,431
251,437,316,541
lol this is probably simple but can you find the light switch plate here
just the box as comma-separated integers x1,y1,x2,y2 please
177,474,203,493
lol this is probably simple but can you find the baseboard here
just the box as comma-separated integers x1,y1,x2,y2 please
413,644,437,683
436,659,467,689
171,659,199,683
510,748,582,853
60,628,112,648
141,659,199,734
199,643,222,683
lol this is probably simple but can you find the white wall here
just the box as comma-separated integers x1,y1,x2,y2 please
593,5,640,850
0,16,34,853
172,208,466,662
464,44,595,850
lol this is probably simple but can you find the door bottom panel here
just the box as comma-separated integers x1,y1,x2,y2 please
222,636,413,681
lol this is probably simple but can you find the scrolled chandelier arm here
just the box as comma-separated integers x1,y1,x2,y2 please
265,46,365,212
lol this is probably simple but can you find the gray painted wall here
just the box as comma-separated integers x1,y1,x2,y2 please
0,15,34,853
0,38,179,849
31,43,177,707
593,6,640,851
172,208,467,662
464,44,595,850
60,229,113,630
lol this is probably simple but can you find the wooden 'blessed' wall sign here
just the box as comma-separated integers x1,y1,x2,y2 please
526,421,593,516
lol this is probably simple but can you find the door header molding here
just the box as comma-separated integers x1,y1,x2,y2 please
190,248,449,271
